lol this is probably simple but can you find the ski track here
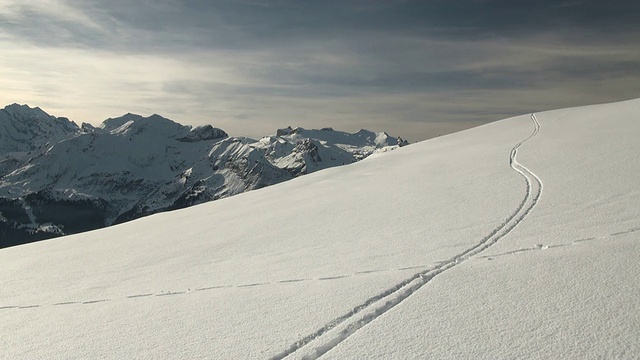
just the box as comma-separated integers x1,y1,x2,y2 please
269,114,544,360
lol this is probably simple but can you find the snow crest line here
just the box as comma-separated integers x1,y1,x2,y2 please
270,114,544,360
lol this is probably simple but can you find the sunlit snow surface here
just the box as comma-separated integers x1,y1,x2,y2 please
1,99,639,359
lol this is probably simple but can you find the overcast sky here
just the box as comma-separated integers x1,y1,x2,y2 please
1,0,639,141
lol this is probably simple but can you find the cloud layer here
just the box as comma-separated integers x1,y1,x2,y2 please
1,0,639,140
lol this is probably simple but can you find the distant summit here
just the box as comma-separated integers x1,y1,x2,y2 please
0,104,80,177
0,104,79,155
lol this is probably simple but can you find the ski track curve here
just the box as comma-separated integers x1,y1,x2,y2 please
270,114,544,360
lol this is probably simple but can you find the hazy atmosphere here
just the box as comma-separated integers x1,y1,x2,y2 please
1,0,639,141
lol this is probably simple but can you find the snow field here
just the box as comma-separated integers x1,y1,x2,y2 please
1,98,639,359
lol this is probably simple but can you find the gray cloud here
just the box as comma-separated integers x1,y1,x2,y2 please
0,0,639,141
7,1,639,51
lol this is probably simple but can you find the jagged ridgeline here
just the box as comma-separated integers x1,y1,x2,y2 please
0,104,406,247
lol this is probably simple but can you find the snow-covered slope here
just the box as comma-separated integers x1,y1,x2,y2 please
0,107,401,246
1,99,638,359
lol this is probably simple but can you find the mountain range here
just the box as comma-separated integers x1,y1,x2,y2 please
0,104,406,247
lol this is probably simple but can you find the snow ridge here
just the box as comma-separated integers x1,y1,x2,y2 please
271,114,544,360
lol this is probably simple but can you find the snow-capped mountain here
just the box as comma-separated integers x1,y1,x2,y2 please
0,104,404,247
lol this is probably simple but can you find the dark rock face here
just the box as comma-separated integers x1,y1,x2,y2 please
276,126,293,136
288,139,322,176
0,192,111,248
0,158,21,178
178,125,228,142
0,222,60,249
25,190,111,233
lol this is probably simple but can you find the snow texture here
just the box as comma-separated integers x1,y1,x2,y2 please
0,99,639,359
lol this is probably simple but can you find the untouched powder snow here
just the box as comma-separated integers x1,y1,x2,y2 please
322,100,640,359
1,99,639,359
